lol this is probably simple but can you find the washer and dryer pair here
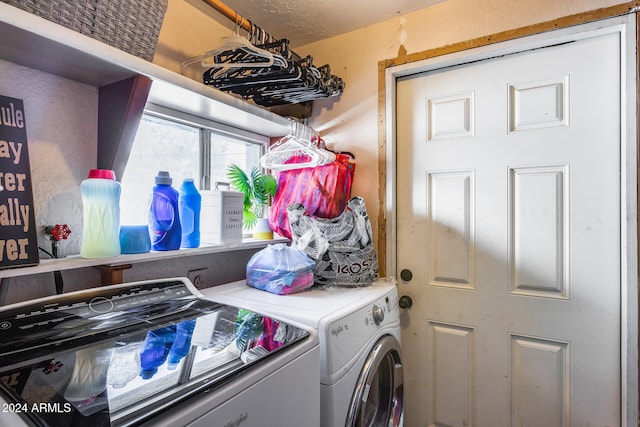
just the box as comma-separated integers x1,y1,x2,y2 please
202,278,404,427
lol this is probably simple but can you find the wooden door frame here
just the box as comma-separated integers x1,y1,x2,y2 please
378,5,639,426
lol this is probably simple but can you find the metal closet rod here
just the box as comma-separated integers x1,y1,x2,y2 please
201,0,275,40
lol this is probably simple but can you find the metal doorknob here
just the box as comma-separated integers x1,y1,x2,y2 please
400,269,413,281
399,295,413,309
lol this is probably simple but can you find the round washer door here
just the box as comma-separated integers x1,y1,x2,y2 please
346,334,404,427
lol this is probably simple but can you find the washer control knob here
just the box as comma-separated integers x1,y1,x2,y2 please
372,305,385,325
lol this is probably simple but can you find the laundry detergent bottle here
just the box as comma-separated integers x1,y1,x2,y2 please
80,169,121,258
149,171,181,251
167,319,196,370
178,178,201,248
107,342,142,389
64,343,114,401
139,325,177,379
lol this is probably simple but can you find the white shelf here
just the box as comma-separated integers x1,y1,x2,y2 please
0,3,295,281
0,238,289,279
0,3,292,137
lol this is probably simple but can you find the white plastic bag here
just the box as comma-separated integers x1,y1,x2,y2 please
288,196,378,287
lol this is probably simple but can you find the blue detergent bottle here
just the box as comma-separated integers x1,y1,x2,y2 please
167,319,197,370
178,178,201,248
149,171,181,251
139,325,177,379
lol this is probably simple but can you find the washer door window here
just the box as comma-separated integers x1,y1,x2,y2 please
346,335,404,427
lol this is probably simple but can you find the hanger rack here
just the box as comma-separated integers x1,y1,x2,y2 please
197,0,344,107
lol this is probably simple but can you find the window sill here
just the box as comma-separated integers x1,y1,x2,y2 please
0,238,289,280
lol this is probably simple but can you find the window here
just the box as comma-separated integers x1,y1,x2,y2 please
120,106,267,225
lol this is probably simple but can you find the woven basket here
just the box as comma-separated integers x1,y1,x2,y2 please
3,0,168,61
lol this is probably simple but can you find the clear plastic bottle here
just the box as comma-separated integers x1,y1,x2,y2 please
139,325,176,380
80,169,121,258
167,319,196,370
178,179,201,248
149,171,181,251
64,343,114,401
107,342,142,389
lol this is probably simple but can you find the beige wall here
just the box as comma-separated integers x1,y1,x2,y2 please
154,0,630,251
299,0,631,246
154,0,234,78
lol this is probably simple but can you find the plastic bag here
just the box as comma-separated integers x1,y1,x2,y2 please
288,196,378,287
246,244,316,295
268,153,355,239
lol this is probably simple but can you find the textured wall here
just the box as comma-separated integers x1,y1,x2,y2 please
298,0,630,245
0,59,97,258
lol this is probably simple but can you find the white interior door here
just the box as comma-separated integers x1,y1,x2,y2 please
395,21,632,427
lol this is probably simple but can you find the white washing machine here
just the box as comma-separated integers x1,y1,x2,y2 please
201,278,404,427
0,278,320,427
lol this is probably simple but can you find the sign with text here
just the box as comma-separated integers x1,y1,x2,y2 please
0,95,38,269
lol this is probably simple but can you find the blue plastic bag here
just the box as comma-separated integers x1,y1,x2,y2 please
246,244,316,295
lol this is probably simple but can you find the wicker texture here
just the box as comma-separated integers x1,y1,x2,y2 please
3,0,167,60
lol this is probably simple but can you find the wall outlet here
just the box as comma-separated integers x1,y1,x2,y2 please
188,268,208,288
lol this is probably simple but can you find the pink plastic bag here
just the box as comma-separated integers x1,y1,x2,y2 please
268,153,355,239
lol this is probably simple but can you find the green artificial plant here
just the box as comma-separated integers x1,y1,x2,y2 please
227,164,277,230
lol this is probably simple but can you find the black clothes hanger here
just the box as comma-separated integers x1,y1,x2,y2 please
202,36,344,106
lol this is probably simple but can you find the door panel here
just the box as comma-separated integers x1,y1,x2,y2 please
509,334,570,426
509,164,569,298
428,170,474,289
396,30,621,427
427,321,475,427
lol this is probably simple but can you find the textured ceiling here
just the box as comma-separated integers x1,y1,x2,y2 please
218,0,445,47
